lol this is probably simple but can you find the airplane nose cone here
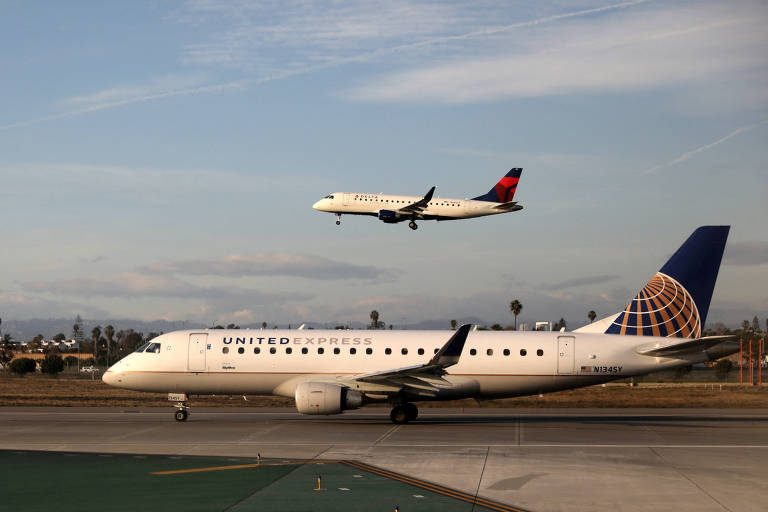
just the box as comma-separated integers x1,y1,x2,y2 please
102,369,115,386
312,200,322,210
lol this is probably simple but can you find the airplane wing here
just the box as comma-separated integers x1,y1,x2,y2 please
346,324,471,396
635,335,738,358
397,186,436,215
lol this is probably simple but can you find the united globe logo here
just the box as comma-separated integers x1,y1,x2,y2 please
608,273,701,338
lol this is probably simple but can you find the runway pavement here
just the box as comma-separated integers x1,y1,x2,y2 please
2,407,767,511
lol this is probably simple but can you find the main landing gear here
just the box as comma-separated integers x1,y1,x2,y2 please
390,403,418,424
336,213,342,226
408,220,418,230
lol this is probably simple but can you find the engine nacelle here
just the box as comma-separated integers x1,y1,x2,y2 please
377,209,400,223
294,381,364,415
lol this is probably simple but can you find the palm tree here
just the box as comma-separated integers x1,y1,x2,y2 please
370,310,379,330
588,310,596,324
450,319,457,330
509,300,523,330
104,325,114,364
91,326,101,360
261,322,267,330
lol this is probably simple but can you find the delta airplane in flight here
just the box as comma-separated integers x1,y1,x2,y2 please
103,226,736,424
312,168,524,230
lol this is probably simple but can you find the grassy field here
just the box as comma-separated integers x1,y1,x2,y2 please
1,374,766,408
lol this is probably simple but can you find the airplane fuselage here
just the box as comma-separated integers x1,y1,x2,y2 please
312,193,517,221
103,328,712,401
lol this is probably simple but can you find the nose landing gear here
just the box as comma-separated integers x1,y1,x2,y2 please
389,403,418,424
336,213,342,226
408,220,418,230
169,393,189,421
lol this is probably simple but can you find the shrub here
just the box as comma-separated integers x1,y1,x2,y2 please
714,359,733,381
9,358,37,375
41,354,65,375
64,356,79,367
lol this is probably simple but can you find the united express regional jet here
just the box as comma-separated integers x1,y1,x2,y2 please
312,168,524,230
103,226,736,424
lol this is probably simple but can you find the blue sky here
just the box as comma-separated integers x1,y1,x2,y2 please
1,0,766,329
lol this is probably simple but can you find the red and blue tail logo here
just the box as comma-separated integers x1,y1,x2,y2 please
473,168,522,203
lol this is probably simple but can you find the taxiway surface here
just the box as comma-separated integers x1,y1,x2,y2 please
2,407,766,512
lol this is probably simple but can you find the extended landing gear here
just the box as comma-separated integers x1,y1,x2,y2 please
170,393,189,422
390,403,418,424
336,213,342,226
408,220,418,230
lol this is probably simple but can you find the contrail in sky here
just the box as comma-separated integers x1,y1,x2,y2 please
0,1,648,131
642,119,768,174
0,81,245,131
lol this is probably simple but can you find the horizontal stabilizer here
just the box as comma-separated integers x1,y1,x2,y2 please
636,335,739,358
493,201,523,211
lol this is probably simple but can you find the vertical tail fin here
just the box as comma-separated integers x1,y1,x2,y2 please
472,168,522,202
604,226,730,338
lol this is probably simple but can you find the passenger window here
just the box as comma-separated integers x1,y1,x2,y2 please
350,348,356,355
366,348,373,355
520,349,527,356
418,348,424,355
254,347,260,354
470,349,477,356
385,348,392,355
286,347,292,354
222,347,229,354
318,348,324,354
401,348,408,355
334,348,340,355
487,349,493,356
503,349,510,356
537,349,544,356
238,347,244,354
302,347,308,354
270,347,276,354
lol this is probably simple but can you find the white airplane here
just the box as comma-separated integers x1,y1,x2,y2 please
103,226,736,424
312,168,524,230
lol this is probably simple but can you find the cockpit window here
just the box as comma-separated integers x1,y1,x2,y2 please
134,342,150,353
324,195,334,199
145,342,161,354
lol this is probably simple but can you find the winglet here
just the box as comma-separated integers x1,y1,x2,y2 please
424,186,436,203
429,324,471,368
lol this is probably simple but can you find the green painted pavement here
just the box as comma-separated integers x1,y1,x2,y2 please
2,451,503,511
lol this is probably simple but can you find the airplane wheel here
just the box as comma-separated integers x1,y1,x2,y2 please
404,403,418,421
175,410,188,422
390,405,409,424
336,220,341,225
409,221,418,230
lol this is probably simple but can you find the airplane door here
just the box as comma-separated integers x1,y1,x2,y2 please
343,193,351,207
557,336,575,375
188,333,207,372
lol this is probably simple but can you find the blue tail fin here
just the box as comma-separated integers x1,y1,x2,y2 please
605,226,729,338
472,168,522,202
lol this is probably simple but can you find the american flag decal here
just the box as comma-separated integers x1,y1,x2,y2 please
580,366,592,372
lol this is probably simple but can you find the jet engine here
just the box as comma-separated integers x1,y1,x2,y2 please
294,382,364,415
377,210,400,223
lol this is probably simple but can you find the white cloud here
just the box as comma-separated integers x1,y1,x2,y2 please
347,3,767,103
